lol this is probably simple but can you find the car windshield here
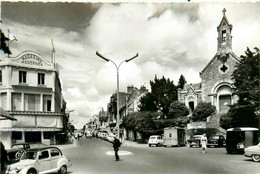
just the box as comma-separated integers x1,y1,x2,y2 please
21,151,37,160
150,137,156,139
12,145,24,149
210,136,219,139
193,136,203,139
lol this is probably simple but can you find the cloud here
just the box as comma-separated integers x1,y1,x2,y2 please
2,2,260,128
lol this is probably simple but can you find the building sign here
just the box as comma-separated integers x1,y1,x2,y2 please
20,54,43,66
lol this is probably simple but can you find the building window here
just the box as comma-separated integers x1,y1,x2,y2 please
0,93,7,110
222,30,226,43
19,71,27,83
0,70,2,83
24,94,40,111
43,95,52,112
38,73,45,85
11,93,22,111
12,132,22,140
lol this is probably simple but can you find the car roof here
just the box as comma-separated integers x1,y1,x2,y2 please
227,127,259,131
27,146,62,152
12,143,29,146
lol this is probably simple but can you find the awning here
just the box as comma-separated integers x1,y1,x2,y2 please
0,107,17,121
0,127,63,132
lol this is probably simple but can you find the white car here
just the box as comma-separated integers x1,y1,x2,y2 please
244,143,260,162
6,146,72,174
148,135,163,147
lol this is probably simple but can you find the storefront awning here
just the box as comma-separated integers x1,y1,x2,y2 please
0,107,17,121
0,127,63,132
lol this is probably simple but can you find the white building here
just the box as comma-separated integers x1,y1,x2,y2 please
0,51,68,148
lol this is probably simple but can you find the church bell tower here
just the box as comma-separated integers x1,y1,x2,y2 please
217,8,233,54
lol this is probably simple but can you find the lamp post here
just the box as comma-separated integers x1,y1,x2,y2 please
96,51,138,139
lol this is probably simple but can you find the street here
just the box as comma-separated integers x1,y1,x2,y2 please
59,138,260,174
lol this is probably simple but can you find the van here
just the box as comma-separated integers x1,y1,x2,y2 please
163,127,186,147
148,135,163,147
226,127,259,154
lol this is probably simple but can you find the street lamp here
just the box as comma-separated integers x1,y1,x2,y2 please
96,51,138,139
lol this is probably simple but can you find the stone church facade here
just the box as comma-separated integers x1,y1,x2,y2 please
178,9,240,127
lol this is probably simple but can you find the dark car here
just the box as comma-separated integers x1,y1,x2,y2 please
6,143,30,164
207,135,226,147
187,135,204,147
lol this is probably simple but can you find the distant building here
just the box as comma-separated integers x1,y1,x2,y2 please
0,51,68,148
178,9,239,127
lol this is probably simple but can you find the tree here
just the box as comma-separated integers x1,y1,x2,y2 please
192,102,216,122
221,47,260,128
0,30,11,54
232,47,260,110
139,75,178,117
168,101,189,119
138,93,157,112
177,74,187,89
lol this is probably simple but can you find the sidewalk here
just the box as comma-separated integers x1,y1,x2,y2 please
55,138,77,150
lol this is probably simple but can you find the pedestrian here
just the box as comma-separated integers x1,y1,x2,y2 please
0,141,7,174
201,133,207,153
112,137,121,161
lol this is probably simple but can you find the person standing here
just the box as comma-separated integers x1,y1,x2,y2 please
113,137,121,161
201,133,207,153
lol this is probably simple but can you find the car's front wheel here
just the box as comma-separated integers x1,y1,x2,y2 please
27,168,37,174
252,154,260,162
59,165,67,174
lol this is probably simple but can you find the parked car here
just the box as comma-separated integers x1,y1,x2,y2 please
6,146,72,174
207,135,226,147
244,143,260,162
148,135,163,147
187,135,204,147
6,143,31,164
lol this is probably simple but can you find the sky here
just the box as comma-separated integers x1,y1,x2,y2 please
1,2,260,129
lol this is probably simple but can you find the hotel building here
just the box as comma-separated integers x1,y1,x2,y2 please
0,51,68,148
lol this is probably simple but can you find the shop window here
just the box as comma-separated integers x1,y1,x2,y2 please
43,95,52,112
12,132,22,140
44,132,52,139
25,132,41,143
24,94,40,111
19,71,27,83
11,93,22,111
38,73,45,85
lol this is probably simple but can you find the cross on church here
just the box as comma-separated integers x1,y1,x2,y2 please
220,64,228,73
222,8,226,15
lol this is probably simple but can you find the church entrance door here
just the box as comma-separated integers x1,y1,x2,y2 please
219,95,231,114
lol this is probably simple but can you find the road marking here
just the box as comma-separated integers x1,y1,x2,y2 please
106,151,133,156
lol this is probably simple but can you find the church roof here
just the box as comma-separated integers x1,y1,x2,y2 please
183,83,201,91
199,51,240,76
217,8,232,30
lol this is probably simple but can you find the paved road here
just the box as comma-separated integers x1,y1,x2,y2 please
59,138,260,174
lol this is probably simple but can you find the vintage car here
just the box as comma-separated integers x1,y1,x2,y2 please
207,135,226,147
6,146,72,174
244,143,260,162
186,135,204,147
7,143,31,164
148,135,163,147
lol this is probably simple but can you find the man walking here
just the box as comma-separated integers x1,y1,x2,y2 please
113,137,121,161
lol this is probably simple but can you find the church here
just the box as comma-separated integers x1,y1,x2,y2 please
178,9,240,127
